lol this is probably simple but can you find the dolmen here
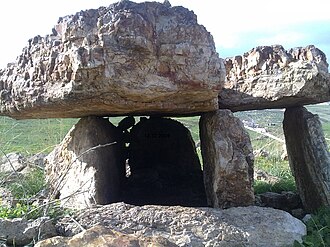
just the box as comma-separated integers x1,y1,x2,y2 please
0,0,329,214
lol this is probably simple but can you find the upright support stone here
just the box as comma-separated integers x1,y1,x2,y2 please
199,110,254,208
283,107,330,212
45,116,125,209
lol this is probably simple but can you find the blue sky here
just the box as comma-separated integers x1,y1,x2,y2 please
0,0,329,68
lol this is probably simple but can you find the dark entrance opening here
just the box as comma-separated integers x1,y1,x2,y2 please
121,116,207,207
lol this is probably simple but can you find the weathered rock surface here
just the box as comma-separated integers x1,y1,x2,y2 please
56,203,306,247
199,110,255,208
35,225,178,247
0,152,27,173
219,45,330,111
283,106,330,212
0,1,224,119
0,217,56,246
259,191,302,212
45,116,125,209
124,117,206,206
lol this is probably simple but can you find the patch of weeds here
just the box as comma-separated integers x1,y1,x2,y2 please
253,156,296,194
0,168,73,220
254,178,296,194
0,203,40,219
0,201,72,220
6,168,45,199
294,207,330,247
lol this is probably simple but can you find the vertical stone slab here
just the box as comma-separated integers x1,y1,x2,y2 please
45,117,125,209
283,107,330,212
199,110,254,208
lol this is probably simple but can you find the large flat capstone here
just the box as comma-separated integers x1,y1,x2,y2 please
219,45,330,111
0,1,224,119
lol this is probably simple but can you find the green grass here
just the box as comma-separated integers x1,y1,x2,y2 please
0,167,69,219
253,156,296,194
294,206,330,247
0,117,78,155
6,168,45,199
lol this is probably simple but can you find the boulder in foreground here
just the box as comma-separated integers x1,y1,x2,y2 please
55,203,306,247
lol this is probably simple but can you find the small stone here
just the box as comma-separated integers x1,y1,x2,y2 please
253,149,270,158
0,152,26,173
291,208,306,220
259,191,302,211
302,214,312,223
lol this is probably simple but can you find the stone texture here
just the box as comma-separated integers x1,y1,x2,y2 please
0,1,224,119
219,45,330,111
45,116,125,209
283,106,330,212
0,217,56,246
35,225,178,247
0,187,13,207
123,117,206,207
0,152,27,173
259,191,302,211
56,203,306,247
199,110,254,208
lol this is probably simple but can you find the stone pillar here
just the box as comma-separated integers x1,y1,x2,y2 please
199,110,254,208
283,106,330,212
45,117,125,209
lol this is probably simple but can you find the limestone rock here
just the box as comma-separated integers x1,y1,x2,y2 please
0,152,27,173
0,217,56,246
0,1,224,119
199,110,255,208
35,225,178,247
0,187,13,207
219,45,330,111
45,116,125,209
56,203,306,247
283,106,330,212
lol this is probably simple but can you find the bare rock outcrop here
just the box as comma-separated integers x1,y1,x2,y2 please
55,203,306,247
220,45,330,111
283,106,330,212
0,1,224,119
45,116,125,209
199,110,255,208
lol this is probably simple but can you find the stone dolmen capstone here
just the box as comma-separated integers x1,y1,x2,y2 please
0,0,224,119
220,45,330,111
